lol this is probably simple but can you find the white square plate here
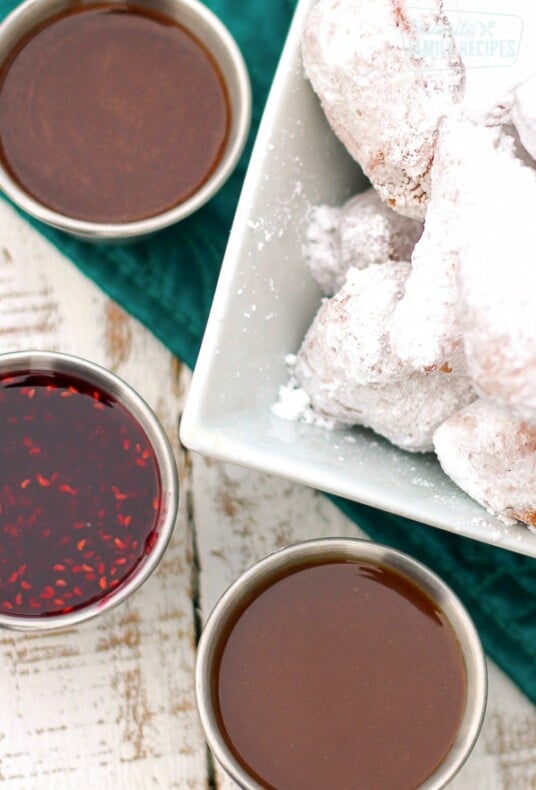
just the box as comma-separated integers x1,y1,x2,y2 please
180,0,536,558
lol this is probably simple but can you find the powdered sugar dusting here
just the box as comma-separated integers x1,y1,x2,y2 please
452,122,536,423
435,400,536,527
306,189,422,295
267,0,536,535
302,0,464,218
272,378,337,430
293,263,476,452
271,380,311,421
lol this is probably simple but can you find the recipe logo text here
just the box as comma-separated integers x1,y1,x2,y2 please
403,8,523,70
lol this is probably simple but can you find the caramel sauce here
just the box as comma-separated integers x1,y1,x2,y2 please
0,4,230,223
215,560,466,790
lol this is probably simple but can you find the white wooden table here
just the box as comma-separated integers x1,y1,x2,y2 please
0,201,534,789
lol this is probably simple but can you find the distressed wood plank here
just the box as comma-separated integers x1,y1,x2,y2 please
0,202,207,789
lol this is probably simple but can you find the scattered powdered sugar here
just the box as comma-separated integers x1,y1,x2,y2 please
271,379,311,421
411,476,435,489
272,376,337,430
272,356,338,429
470,515,497,532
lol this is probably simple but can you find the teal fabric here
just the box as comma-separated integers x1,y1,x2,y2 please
2,0,299,372
1,0,535,704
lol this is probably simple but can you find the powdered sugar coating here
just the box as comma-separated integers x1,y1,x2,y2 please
512,75,536,161
389,118,472,373
301,0,464,220
295,263,476,452
391,115,536,405
434,400,536,527
443,3,536,129
306,189,422,295
288,1,536,527
455,124,536,423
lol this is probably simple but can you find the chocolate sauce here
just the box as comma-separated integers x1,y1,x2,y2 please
0,370,161,617
0,4,229,223
215,561,466,790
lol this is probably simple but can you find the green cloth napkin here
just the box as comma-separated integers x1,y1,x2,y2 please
1,0,535,704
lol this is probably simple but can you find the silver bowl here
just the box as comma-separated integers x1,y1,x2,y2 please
0,0,251,240
0,350,179,631
196,538,488,790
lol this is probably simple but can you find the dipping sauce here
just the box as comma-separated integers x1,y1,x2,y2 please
215,561,467,790
0,370,162,617
0,4,230,223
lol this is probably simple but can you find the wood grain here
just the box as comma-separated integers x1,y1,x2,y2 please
0,203,206,789
0,201,534,789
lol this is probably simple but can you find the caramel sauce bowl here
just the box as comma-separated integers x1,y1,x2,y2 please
196,538,488,790
0,0,251,240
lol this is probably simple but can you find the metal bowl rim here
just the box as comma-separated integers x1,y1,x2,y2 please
0,349,179,631
0,0,252,239
195,536,488,790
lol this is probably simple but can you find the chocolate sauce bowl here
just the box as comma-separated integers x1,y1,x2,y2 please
196,538,487,790
0,0,250,240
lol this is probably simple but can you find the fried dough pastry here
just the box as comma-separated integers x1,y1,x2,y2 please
434,400,536,527
294,263,476,452
456,125,536,423
391,117,536,392
306,189,422,295
389,120,465,372
302,0,464,220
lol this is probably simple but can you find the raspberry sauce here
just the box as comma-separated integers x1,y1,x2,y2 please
0,369,161,617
